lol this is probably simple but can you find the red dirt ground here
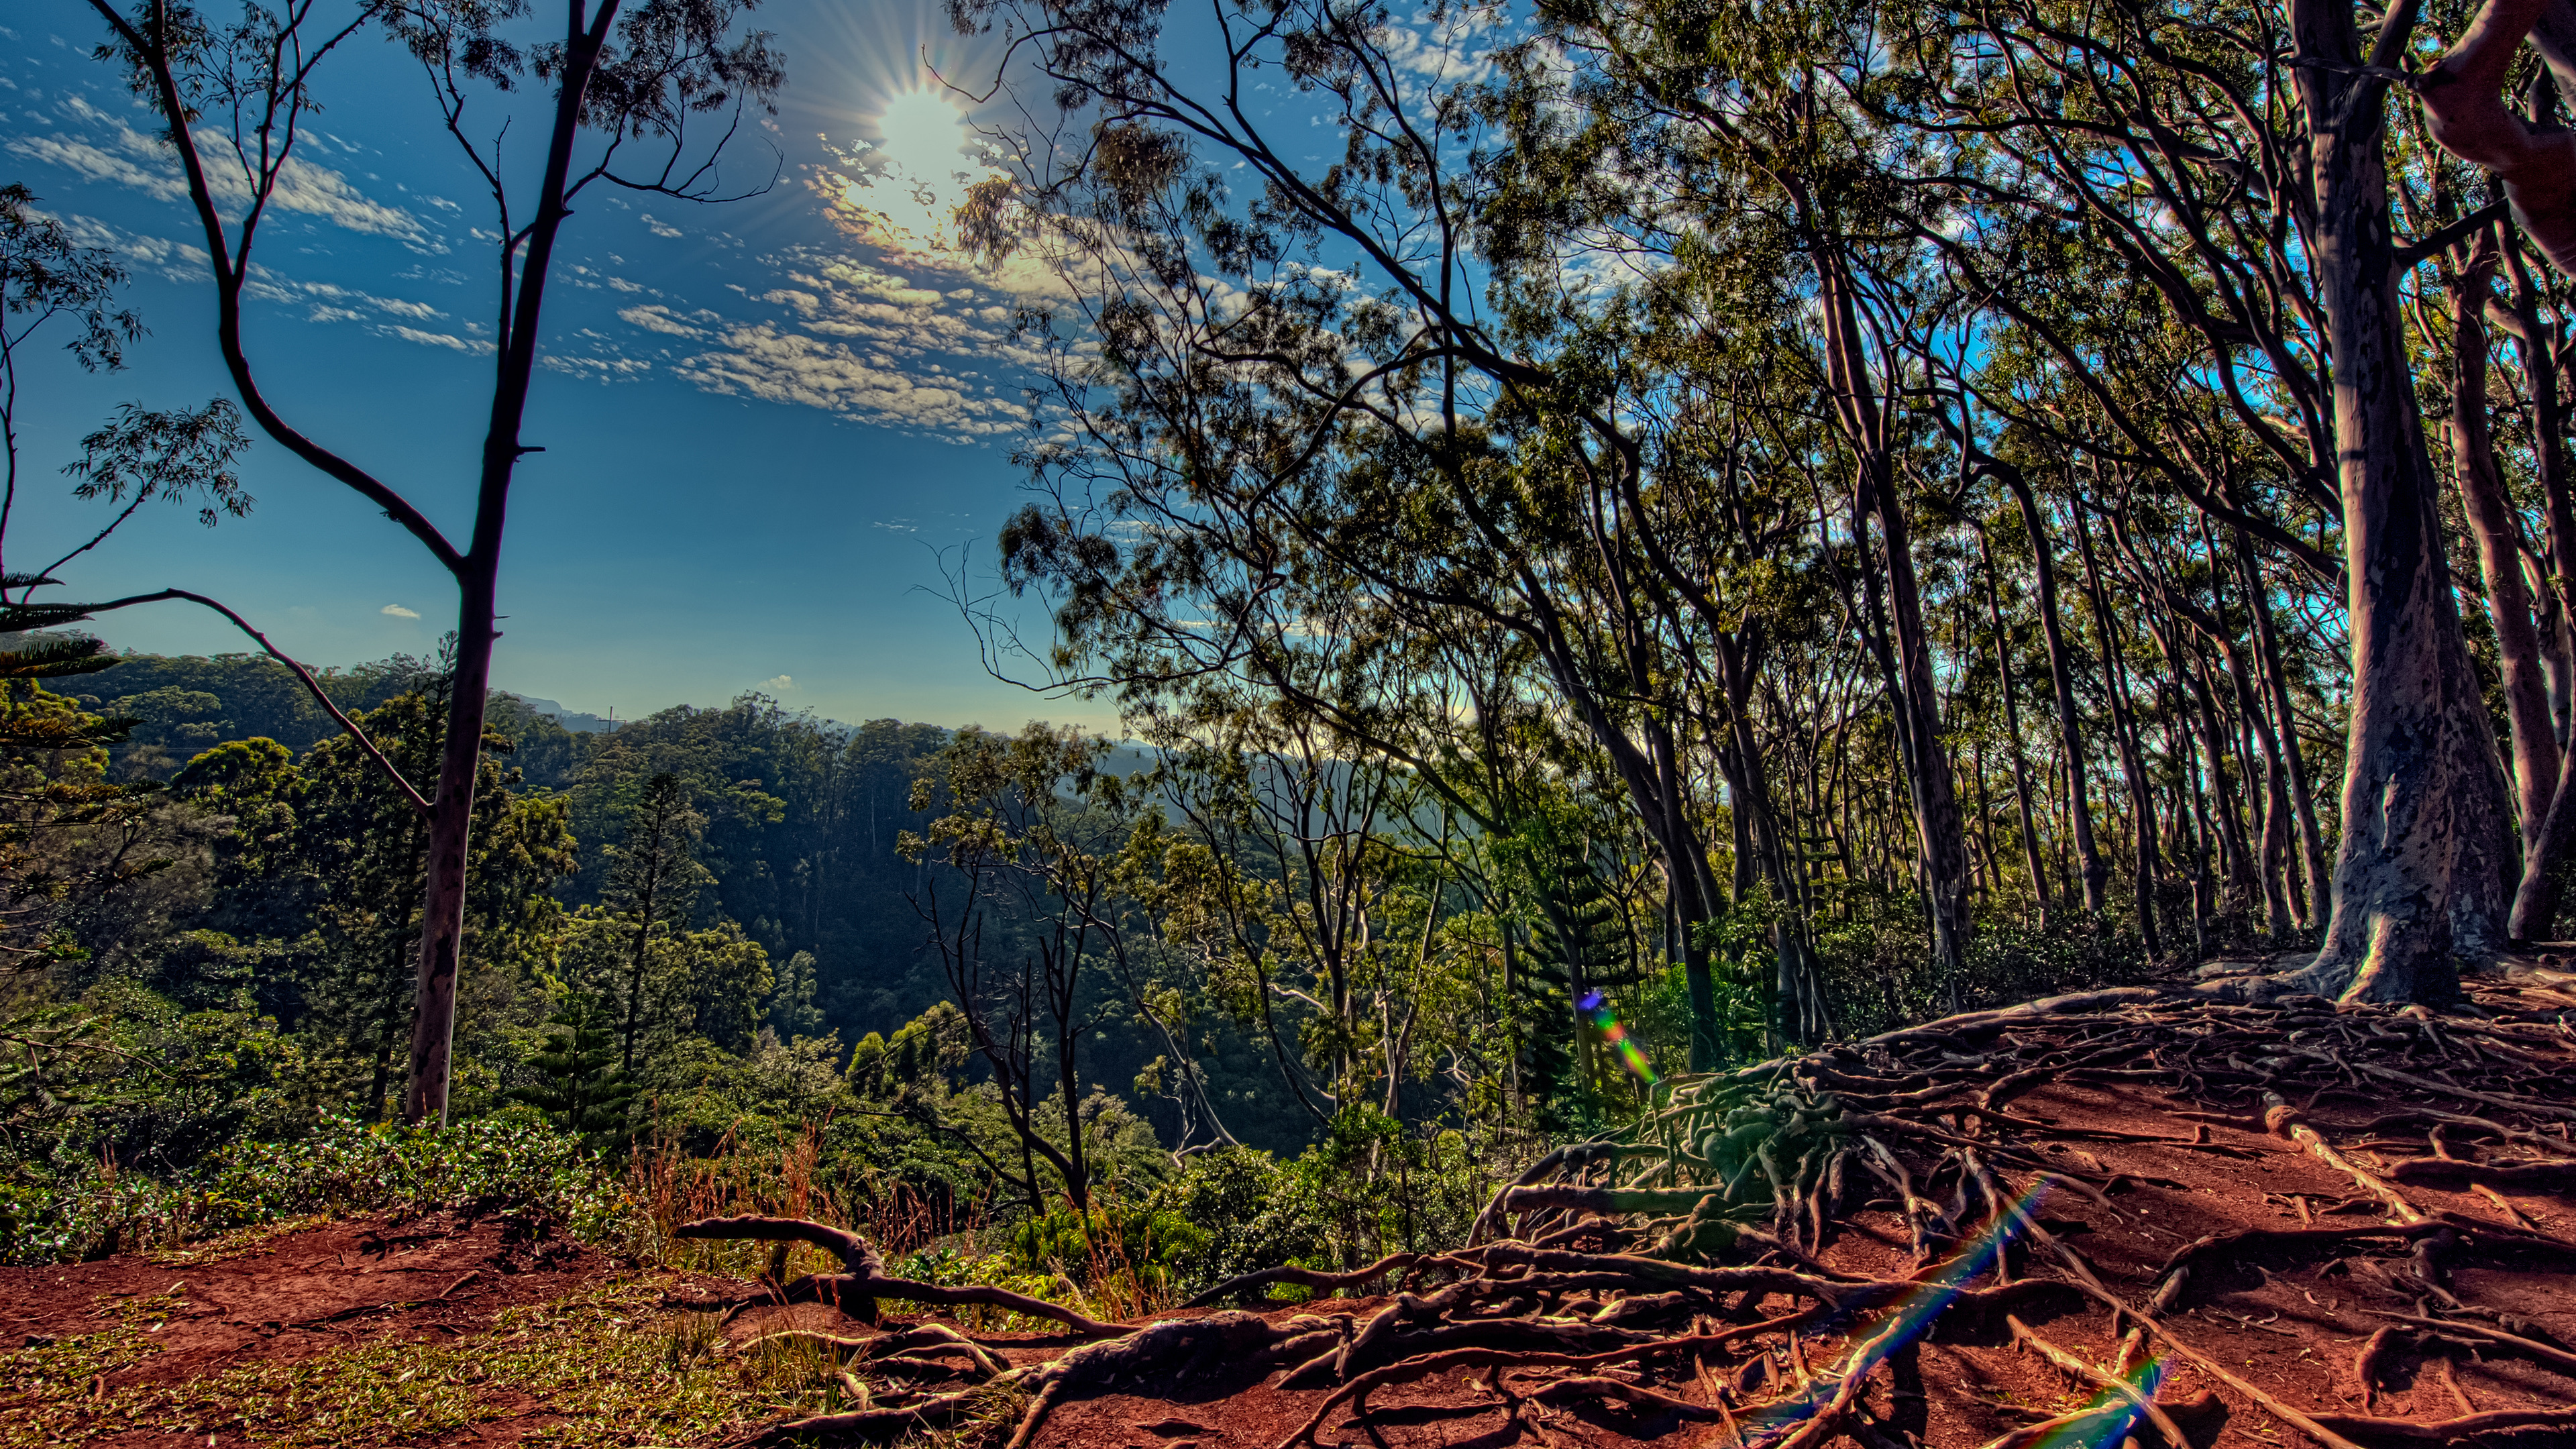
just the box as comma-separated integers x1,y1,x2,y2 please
7,969,2574,1449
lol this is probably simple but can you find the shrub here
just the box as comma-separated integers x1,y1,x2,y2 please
0,1107,635,1265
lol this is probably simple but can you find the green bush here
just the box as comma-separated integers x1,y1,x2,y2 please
0,1108,635,1265
1142,1146,1328,1296
1005,1196,1208,1303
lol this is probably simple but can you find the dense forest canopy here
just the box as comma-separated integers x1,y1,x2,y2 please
2,0,2575,1317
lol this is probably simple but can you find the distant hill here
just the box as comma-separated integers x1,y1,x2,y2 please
497,694,618,733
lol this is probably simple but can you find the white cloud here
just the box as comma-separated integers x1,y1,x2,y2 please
634,241,1067,443
672,321,1032,439
7,97,441,250
757,674,796,692
619,303,706,338
641,213,684,238
381,604,420,619
376,324,496,354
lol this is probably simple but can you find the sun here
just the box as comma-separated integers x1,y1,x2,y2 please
873,89,974,182
830,87,994,256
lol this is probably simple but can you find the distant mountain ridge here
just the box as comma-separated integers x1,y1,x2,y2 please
499,694,617,733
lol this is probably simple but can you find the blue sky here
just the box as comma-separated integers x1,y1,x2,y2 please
2,0,1110,732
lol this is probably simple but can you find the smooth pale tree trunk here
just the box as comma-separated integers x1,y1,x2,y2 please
1812,252,1973,1003
2000,465,2109,914
1712,631,1831,1042
2295,0,2516,1000
2489,240,2576,935
2072,504,2161,957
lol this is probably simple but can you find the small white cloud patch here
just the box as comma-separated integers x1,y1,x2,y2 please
382,604,420,619
757,674,796,693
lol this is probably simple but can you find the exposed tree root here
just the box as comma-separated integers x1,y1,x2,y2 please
2303,1404,2576,1445
716,981,2576,1448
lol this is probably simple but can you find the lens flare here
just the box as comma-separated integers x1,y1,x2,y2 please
1734,1179,2057,1446
1577,989,1657,1084
2027,1356,2171,1449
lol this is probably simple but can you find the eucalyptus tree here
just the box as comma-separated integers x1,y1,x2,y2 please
955,0,1775,1060
1841,0,2528,1000
85,0,784,1122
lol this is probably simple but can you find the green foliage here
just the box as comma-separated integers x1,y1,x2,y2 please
767,948,826,1040
1004,1196,1209,1303
0,1108,633,1265
1140,1145,1328,1295
511,990,637,1142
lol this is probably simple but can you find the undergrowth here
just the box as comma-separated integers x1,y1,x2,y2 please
0,1276,1002,1449
0,1108,632,1266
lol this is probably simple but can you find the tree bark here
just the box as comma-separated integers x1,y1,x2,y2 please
2492,235,2576,936
2072,503,2162,958
2233,529,2330,927
1978,533,2051,927
2297,0,2516,1001
1813,248,1972,1003
409,5,618,1123
2447,239,2557,855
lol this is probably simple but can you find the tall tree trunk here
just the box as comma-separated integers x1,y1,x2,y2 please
2000,466,2109,912
2234,529,2329,926
2494,235,2576,936
1713,631,1829,1042
2073,504,2162,957
2448,240,2557,853
1815,255,1972,1004
1978,533,2051,926
2294,5,2514,1000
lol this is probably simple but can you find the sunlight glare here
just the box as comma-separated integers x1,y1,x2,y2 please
875,89,973,182
836,87,991,255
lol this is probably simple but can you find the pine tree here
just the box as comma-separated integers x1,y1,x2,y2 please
511,991,635,1141
602,772,710,1073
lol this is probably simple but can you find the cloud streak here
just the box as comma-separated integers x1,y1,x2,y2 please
7,96,441,251
623,246,1051,443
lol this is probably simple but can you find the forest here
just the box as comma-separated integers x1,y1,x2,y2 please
5,0,2576,1444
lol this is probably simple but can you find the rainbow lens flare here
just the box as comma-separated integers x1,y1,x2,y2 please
1578,989,1657,1085
2025,1356,2171,1449
1737,1179,2064,1446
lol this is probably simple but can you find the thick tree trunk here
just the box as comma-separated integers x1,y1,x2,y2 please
2296,9,2515,1002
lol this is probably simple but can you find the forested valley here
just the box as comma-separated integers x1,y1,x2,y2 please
7,0,2576,1443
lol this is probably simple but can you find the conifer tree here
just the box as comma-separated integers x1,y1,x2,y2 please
511,991,634,1142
